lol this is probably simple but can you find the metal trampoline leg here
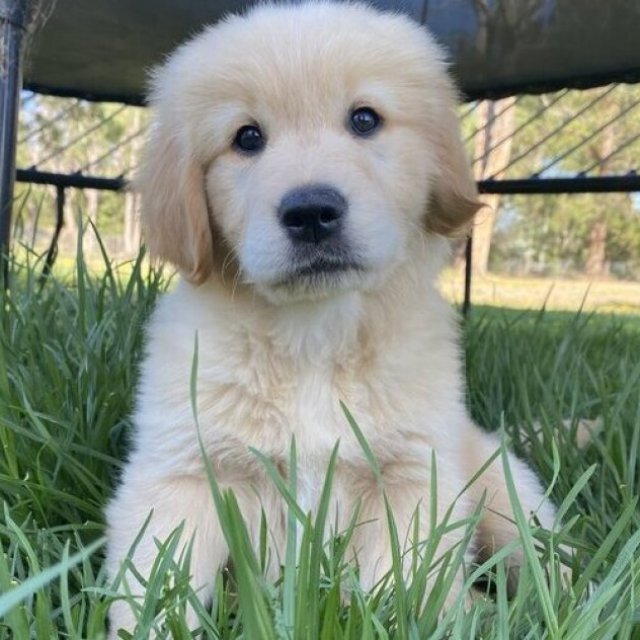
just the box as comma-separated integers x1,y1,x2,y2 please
462,232,473,317
0,0,31,280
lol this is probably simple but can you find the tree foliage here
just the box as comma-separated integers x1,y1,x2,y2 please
14,95,146,258
463,84,640,279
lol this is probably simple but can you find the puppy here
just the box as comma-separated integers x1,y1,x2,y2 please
106,2,559,635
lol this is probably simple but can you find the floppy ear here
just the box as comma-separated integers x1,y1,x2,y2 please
137,122,214,284
425,102,483,236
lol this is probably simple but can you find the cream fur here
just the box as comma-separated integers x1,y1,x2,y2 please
106,3,557,636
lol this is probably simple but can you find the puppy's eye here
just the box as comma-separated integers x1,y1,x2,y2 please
234,125,265,153
349,107,381,136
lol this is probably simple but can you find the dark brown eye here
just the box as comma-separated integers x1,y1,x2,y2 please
350,107,381,136
234,124,265,153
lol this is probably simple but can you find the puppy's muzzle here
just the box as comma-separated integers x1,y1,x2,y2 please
279,185,347,245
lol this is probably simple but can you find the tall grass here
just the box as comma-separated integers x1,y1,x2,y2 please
0,246,639,638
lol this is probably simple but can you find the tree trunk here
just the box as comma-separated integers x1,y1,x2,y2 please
584,118,615,278
471,97,517,275
123,190,140,255
84,189,99,256
123,109,144,256
585,221,608,277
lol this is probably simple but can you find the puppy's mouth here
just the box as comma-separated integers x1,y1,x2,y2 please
276,247,365,288
246,240,376,303
276,257,364,288
294,257,363,278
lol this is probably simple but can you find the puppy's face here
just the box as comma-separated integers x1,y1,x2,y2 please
140,3,480,302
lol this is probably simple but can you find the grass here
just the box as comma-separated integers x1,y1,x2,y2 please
1,247,639,639
439,269,640,315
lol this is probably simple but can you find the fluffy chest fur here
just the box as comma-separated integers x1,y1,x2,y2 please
132,248,467,484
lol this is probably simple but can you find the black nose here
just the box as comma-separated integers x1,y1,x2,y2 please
279,185,347,244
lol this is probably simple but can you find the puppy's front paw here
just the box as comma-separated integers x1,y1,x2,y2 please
107,599,138,640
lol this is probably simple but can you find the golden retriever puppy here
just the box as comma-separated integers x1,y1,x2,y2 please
106,2,558,635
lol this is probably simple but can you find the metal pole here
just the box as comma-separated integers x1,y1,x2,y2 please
0,0,30,278
39,184,64,284
478,175,640,195
462,233,473,317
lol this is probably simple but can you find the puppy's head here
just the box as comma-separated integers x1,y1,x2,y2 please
139,2,480,301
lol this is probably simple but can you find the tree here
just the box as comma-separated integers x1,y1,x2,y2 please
488,85,640,279
15,94,147,259
471,97,517,275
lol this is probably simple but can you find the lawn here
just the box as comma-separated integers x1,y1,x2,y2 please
1,251,639,639
439,269,640,315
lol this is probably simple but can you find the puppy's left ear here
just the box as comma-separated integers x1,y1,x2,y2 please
426,98,483,236
137,119,214,284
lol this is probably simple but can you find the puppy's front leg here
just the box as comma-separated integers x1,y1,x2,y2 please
344,460,472,610
105,465,225,639
463,426,561,590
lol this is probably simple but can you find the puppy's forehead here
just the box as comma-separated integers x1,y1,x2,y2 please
166,3,448,124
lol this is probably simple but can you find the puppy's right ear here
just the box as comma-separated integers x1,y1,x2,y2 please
426,102,483,237
137,121,214,284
